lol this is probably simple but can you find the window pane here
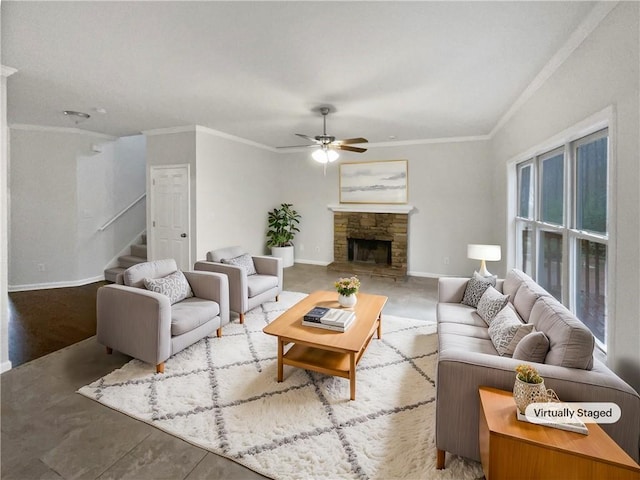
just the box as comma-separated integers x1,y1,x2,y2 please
518,223,533,275
518,164,533,219
540,153,564,225
576,137,608,234
576,240,606,344
538,231,562,300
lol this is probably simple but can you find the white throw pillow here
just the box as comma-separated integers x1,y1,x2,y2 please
221,253,257,276
488,304,535,356
143,270,193,305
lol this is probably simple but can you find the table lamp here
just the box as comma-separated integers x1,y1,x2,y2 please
467,244,501,277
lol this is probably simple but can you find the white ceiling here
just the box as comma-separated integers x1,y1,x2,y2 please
2,1,599,147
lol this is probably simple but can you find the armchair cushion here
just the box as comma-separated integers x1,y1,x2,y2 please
247,274,279,297
221,253,257,276
144,270,193,305
171,297,220,336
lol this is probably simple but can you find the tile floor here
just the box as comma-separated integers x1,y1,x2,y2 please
1,264,438,480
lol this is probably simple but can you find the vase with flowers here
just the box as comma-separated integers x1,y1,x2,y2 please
513,364,547,414
334,276,361,308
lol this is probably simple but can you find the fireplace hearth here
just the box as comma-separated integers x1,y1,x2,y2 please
328,210,409,279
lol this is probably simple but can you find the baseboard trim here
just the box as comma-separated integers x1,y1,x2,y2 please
8,275,105,292
1,360,12,374
293,259,331,267
407,271,444,278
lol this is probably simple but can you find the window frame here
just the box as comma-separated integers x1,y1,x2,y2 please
510,123,611,352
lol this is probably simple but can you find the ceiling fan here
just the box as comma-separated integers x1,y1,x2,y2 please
278,107,368,165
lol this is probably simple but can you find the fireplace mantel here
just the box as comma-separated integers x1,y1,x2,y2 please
327,204,415,214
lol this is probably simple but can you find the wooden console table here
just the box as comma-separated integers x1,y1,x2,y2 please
478,387,640,480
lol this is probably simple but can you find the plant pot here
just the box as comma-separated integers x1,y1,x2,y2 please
513,375,547,414
338,293,357,308
271,246,294,268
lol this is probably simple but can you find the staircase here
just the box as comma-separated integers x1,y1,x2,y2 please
104,233,147,283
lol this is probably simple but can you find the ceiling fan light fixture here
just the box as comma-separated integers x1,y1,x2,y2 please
312,147,339,164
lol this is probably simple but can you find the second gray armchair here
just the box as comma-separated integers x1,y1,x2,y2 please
194,246,282,323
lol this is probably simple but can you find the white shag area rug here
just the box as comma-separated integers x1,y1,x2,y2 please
79,291,482,480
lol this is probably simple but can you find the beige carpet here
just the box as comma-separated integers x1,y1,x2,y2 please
79,291,482,479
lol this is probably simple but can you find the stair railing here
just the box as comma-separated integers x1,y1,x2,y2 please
98,193,146,232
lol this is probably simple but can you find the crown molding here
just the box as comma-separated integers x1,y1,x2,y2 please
489,2,617,138
9,123,117,141
143,124,278,152
1,65,17,78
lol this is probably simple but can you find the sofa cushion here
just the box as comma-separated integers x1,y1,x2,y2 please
437,303,487,328
221,253,257,276
503,268,531,301
143,270,193,305
461,272,496,308
171,297,219,336
477,287,510,325
488,304,535,356
437,322,491,340
529,296,594,370
513,331,550,363
513,281,549,323
247,274,279,297
123,259,178,288
438,332,498,355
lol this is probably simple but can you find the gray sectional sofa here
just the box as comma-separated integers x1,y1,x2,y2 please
435,269,640,467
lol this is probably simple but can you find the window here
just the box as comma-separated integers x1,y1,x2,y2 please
514,129,609,347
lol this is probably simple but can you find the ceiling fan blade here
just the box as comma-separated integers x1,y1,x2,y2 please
295,133,321,144
335,137,368,145
336,145,367,153
276,144,319,149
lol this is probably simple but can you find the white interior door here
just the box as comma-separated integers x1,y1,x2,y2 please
150,165,191,271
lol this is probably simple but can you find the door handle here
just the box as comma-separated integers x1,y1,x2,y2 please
180,233,187,238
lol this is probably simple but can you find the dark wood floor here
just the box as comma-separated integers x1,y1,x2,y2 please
8,281,106,367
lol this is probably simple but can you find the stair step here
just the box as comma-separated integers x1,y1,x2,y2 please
104,267,126,283
141,233,147,245
118,255,147,269
130,244,147,259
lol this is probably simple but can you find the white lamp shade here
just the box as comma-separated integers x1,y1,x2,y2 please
467,244,501,261
312,148,339,164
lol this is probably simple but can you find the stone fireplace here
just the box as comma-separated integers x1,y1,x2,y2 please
328,204,413,279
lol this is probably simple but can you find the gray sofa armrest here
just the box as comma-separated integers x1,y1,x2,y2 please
96,284,172,365
183,271,230,327
436,349,640,462
438,277,470,303
194,261,247,313
252,255,283,292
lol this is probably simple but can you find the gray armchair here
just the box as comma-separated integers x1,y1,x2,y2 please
194,246,282,323
97,258,229,373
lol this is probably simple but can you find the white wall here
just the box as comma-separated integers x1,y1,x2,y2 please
145,127,281,265
194,129,280,259
490,2,640,390
279,140,497,276
1,68,16,373
8,128,146,289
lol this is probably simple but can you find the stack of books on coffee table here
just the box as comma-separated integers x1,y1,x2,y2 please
301,306,355,332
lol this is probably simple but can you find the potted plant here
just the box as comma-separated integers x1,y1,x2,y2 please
513,364,547,414
266,203,301,268
334,276,361,308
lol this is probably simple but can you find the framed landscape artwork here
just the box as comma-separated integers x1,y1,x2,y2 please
339,160,408,204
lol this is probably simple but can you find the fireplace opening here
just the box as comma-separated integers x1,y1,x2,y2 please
348,238,392,265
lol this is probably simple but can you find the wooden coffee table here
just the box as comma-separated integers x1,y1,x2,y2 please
478,387,640,480
263,290,387,400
